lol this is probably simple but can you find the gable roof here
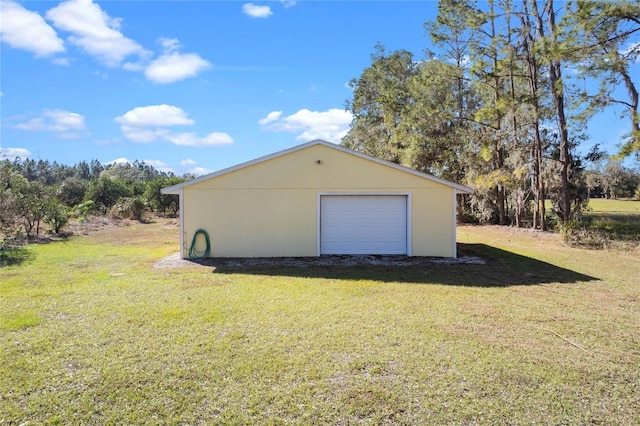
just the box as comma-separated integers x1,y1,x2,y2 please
162,139,474,194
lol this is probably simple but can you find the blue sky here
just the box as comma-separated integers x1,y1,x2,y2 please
1,0,638,176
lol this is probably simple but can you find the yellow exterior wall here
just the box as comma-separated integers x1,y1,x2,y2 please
181,144,455,257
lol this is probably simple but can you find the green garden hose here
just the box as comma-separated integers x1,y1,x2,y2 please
188,229,211,260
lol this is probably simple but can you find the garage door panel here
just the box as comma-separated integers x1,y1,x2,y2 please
320,195,407,255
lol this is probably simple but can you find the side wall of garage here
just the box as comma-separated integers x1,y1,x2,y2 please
181,144,455,257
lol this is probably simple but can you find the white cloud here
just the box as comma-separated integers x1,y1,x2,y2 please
145,51,211,84
0,147,31,159
52,57,71,66
0,0,65,57
118,126,168,143
115,105,233,147
258,111,282,125
142,159,175,173
259,108,353,142
12,109,86,138
46,0,145,67
122,61,145,72
165,132,233,147
115,105,194,127
159,37,180,53
280,0,296,8
242,3,273,18
106,157,174,173
188,166,213,176
107,157,130,165
179,158,211,175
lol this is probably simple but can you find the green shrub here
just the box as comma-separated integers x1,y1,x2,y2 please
71,201,95,222
109,197,146,221
43,202,69,234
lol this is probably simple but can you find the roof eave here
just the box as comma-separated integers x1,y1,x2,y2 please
161,186,181,195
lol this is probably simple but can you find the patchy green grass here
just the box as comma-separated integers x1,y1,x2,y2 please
1,220,639,424
588,198,640,214
579,199,640,246
0,310,41,331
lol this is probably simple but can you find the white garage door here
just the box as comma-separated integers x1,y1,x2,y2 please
320,195,408,255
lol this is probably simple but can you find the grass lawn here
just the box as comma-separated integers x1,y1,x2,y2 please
587,198,640,214
583,199,640,243
1,220,639,424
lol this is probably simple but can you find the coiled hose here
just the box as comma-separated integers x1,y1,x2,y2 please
188,229,210,260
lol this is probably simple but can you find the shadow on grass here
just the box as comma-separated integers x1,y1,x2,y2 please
202,243,598,287
0,247,34,267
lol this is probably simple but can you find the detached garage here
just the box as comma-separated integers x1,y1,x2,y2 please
162,139,473,258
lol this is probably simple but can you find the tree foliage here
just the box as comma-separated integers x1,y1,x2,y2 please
563,0,640,159
0,157,187,245
344,0,639,227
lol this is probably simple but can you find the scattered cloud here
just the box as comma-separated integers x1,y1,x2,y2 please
0,147,32,159
141,159,175,173
107,157,130,165
259,108,353,142
179,158,212,175
52,57,71,66
164,132,233,147
280,0,296,8
188,166,214,176
145,52,211,84
118,127,168,143
242,3,273,18
3,1,209,83
115,104,194,127
115,104,233,147
142,37,211,84
11,109,86,138
106,157,175,173
0,0,65,57
159,37,180,53
46,0,147,67
258,111,282,125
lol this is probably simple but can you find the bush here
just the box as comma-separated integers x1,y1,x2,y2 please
43,202,69,234
85,177,132,212
109,197,146,221
57,177,88,207
71,201,95,222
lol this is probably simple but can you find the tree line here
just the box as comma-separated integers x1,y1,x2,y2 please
344,0,640,229
0,157,185,244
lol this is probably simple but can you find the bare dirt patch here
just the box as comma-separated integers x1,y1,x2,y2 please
153,253,486,269
66,215,131,235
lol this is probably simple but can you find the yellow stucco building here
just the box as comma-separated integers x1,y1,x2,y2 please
162,140,473,258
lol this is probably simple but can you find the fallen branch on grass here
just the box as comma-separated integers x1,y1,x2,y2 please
539,327,591,354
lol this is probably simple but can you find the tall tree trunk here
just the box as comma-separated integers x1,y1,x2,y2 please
545,0,571,223
489,0,507,225
620,69,640,153
522,1,546,230
506,1,522,227
533,0,571,224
